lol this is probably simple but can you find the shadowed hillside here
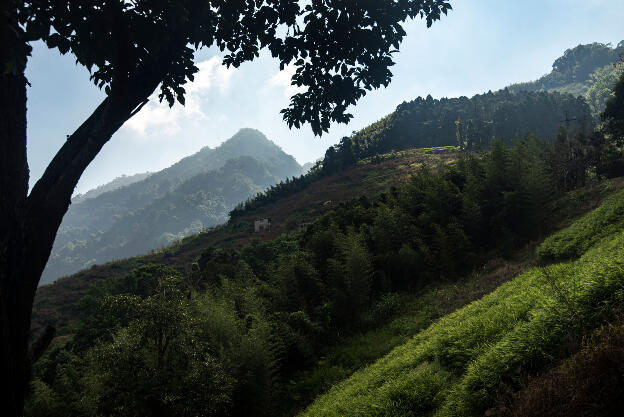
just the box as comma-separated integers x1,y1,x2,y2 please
42,129,303,284
71,172,153,205
32,147,459,336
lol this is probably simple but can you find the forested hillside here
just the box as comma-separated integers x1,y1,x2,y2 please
327,90,592,164
28,123,622,416
508,41,624,116
230,44,623,221
28,40,624,417
231,89,591,219
41,129,303,284
71,172,153,205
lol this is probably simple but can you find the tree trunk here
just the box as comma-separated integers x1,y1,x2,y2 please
0,64,60,414
0,245,41,417
0,100,161,417
1,1,33,414
0,16,162,414
1,95,161,417
0,1,176,412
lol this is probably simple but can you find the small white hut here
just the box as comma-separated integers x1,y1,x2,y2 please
254,218,271,233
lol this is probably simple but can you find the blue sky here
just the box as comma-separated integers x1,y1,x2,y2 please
25,0,624,194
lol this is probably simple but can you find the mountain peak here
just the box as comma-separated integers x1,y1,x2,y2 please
214,128,294,166
219,128,277,152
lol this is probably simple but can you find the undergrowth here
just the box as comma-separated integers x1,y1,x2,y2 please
496,319,624,417
282,264,522,415
302,193,624,417
536,187,624,263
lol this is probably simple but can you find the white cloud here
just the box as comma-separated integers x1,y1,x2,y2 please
268,64,306,98
123,56,236,137
187,57,235,95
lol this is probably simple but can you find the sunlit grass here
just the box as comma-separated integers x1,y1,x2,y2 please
537,187,624,263
302,193,624,417
282,258,529,415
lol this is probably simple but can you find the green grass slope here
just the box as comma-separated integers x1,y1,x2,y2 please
281,251,532,416
536,187,624,263
302,189,624,417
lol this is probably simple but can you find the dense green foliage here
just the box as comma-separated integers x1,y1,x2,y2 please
29,266,272,416
302,193,624,417
508,42,623,94
585,62,624,119
603,70,624,146
27,132,603,416
42,129,303,284
594,66,624,178
231,89,592,220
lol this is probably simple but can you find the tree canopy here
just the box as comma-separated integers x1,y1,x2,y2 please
603,70,624,145
508,41,624,96
1,1,453,415
17,0,452,135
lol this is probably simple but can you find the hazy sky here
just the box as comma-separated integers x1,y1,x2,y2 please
25,0,624,194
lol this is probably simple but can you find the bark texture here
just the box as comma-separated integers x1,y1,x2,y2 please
0,4,162,413
1,3,31,414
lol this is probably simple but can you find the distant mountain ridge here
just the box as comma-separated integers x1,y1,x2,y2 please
72,172,153,204
508,41,624,116
62,129,298,233
42,129,302,284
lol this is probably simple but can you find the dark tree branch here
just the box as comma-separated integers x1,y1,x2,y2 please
24,70,163,288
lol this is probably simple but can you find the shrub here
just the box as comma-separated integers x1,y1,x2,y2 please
367,293,403,325
302,227,624,417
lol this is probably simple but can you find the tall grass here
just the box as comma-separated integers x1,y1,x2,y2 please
302,196,624,417
536,188,624,263
282,269,519,415
500,320,624,417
